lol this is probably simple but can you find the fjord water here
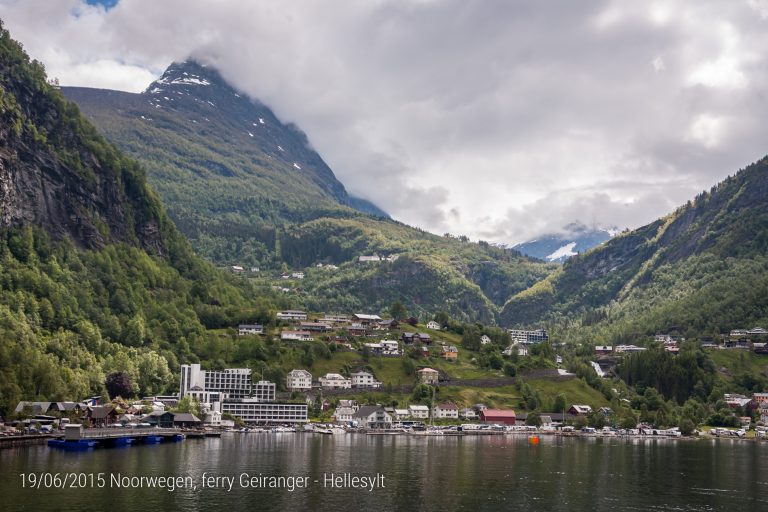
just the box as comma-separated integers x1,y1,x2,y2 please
2,434,767,512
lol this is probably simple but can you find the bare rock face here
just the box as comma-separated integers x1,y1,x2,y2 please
0,31,168,255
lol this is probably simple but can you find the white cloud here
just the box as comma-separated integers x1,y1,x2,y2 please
1,0,767,244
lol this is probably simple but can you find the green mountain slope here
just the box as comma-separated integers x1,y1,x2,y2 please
0,24,282,416
62,61,387,267
62,61,554,321
501,157,768,339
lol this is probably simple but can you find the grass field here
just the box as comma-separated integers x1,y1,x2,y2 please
709,350,768,378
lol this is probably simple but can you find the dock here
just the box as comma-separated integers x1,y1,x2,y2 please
47,425,184,451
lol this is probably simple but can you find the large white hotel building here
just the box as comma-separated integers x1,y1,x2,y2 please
179,364,307,424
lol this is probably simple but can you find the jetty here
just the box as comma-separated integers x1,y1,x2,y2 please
47,425,184,451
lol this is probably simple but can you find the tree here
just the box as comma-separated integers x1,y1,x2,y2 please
462,325,481,351
176,396,203,417
390,301,407,321
526,411,542,427
618,413,638,430
105,371,134,399
403,358,415,376
553,393,567,414
678,418,695,436
503,363,517,377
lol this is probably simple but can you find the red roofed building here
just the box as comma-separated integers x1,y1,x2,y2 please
479,409,517,425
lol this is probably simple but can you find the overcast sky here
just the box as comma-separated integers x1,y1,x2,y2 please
2,0,767,244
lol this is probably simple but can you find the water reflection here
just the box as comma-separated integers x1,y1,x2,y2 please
1,434,767,512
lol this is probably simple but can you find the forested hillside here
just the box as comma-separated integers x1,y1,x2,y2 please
63,62,555,322
0,24,283,416
501,157,768,341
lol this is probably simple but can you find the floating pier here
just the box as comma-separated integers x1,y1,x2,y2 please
47,425,184,451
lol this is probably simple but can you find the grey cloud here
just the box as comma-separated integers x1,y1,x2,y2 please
1,0,767,244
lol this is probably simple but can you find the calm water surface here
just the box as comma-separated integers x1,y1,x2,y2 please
1,433,767,512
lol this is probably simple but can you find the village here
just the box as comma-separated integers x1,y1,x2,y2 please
4,309,768,447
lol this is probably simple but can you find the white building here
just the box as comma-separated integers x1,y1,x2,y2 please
350,371,381,389
508,329,549,345
220,400,308,424
433,403,459,419
319,373,352,389
238,324,264,336
426,321,441,330
179,364,253,403
286,369,313,391
503,344,528,357
252,381,276,402
281,330,314,341
276,310,308,321
480,334,492,345
333,406,358,423
320,314,350,324
365,340,400,356
614,345,647,353
408,404,430,419
333,400,359,423
204,410,222,427
352,406,393,428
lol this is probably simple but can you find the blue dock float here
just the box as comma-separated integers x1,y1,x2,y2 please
47,424,184,451
47,438,96,451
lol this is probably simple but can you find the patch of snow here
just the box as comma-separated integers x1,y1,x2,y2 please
293,163,301,170
148,87,163,94
234,93,240,97
258,118,265,124
607,228,621,237
163,96,170,100
206,101,215,107
172,77,210,86
546,242,578,261
192,120,197,123
248,132,254,137
277,145,284,152
183,72,188,76
252,122,258,126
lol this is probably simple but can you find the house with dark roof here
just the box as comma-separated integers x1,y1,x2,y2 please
402,332,432,345
352,406,393,429
142,410,175,428
568,405,593,416
173,413,202,428
433,402,459,419
84,405,119,426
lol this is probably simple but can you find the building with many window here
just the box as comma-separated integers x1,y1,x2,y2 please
350,371,381,389
286,369,313,391
178,364,305,424
508,329,549,345
179,364,253,403
319,373,352,389
276,310,308,321
238,324,264,336
220,400,308,424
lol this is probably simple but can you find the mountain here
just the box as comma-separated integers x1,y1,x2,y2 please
0,24,283,416
500,158,768,338
63,60,554,322
512,223,616,262
62,60,387,267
